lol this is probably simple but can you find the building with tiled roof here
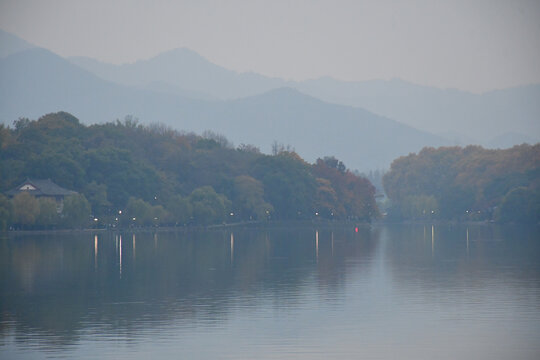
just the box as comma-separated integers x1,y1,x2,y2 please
5,178,77,212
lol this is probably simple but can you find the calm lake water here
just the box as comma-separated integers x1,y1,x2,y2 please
1,224,539,359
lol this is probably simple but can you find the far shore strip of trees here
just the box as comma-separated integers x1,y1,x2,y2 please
1,112,538,230
382,145,540,223
0,112,377,230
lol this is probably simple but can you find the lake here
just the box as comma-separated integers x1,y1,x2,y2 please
1,224,539,359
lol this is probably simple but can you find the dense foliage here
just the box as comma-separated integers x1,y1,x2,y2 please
383,145,540,223
0,112,377,229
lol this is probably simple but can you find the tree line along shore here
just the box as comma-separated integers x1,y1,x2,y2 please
0,112,538,230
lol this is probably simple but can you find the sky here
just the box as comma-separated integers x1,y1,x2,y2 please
1,0,539,93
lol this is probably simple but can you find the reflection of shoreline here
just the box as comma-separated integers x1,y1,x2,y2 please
7,218,529,237
6,228,110,236
374,220,500,226
5,220,374,236
0,227,376,348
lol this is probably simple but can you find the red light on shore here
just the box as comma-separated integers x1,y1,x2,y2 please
355,227,358,233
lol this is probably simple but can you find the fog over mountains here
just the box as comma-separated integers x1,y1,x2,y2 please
69,48,286,101
67,43,540,147
1,29,538,171
296,78,540,146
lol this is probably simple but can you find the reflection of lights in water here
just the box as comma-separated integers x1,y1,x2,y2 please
230,232,234,264
119,235,122,278
315,230,319,262
154,233,158,248
133,234,136,260
94,235,98,269
331,231,334,256
466,227,469,255
431,225,435,256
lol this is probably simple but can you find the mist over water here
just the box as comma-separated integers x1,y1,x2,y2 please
1,224,539,359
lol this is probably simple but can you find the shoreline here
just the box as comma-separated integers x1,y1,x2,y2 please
3,219,371,235
3,219,533,236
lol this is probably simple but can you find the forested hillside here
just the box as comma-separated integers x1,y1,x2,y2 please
0,112,377,229
383,145,540,223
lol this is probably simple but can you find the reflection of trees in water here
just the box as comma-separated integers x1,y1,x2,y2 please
380,224,540,299
0,226,378,348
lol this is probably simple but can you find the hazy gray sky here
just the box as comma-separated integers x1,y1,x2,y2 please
1,0,539,92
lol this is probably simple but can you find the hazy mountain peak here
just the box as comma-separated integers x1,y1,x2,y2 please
234,87,333,107
132,46,225,71
153,47,208,60
0,29,36,58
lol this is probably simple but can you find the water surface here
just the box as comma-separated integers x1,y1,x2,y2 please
1,224,539,359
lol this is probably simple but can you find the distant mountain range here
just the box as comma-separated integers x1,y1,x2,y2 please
69,48,287,101
296,78,540,145
67,42,540,147
1,29,539,171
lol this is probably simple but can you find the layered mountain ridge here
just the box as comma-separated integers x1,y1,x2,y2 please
1,29,538,171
